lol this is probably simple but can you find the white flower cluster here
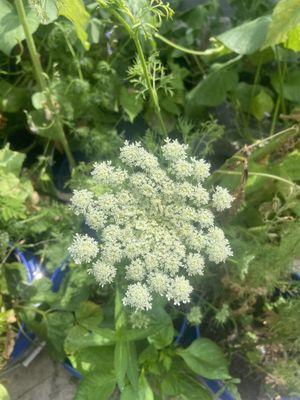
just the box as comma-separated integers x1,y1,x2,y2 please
68,140,233,311
187,306,203,326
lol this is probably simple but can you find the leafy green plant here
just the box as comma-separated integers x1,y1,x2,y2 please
0,0,299,398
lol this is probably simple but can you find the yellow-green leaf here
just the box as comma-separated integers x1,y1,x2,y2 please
285,24,300,52
265,0,300,47
57,0,90,50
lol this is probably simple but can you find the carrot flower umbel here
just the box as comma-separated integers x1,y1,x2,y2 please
68,140,233,311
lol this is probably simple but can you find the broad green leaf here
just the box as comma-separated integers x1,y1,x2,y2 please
126,342,139,390
54,268,92,311
68,347,114,376
45,311,74,360
75,301,103,330
285,24,300,52
57,0,90,50
161,375,212,400
232,83,273,120
121,374,154,400
271,70,300,103
147,305,174,349
124,327,153,342
279,150,300,181
0,384,10,400
251,90,274,121
138,345,158,365
119,87,143,123
218,16,271,55
23,276,57,304
75,372,116,400
23,310,75,360
187,68,238,108
177,338,230,380
0,80,29,113
0,0,39,55
114,340,128,391
138,373,154,400
265,0,300,47
65,325,116,353
0,145,25,175
120,385,137,400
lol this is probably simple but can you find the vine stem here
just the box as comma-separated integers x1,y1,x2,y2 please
216,169,300,190
154,32,224,56
15,0,75,170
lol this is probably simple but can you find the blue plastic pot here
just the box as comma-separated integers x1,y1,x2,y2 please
10,249,81,378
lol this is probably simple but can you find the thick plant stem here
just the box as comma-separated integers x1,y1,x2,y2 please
15,0,75,170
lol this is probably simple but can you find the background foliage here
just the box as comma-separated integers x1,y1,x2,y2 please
0,0,300,399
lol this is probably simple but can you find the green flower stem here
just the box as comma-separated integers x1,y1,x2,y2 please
115,285,126,332
108,8,168,136
133,36,168,136
14,0,47,90
15,0,75,170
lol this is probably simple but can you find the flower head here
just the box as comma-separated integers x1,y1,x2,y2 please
167,276,193,305
187,306,203,325
123,283,153,311
68,234,98,264
90,261,116,286
70,189,93,215
212,186,234,212
69,140,233,310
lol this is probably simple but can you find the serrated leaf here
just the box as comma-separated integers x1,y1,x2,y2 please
0,0,40,55
57,0,90,50
75,371,116,400
218,16,271,55
177,338,230,380
68,347,114,376
265,0,300,48
75,301,103,330
0,145,25,175
65,325,116,353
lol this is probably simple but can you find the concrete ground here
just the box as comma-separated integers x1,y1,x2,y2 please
2,351,77,400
